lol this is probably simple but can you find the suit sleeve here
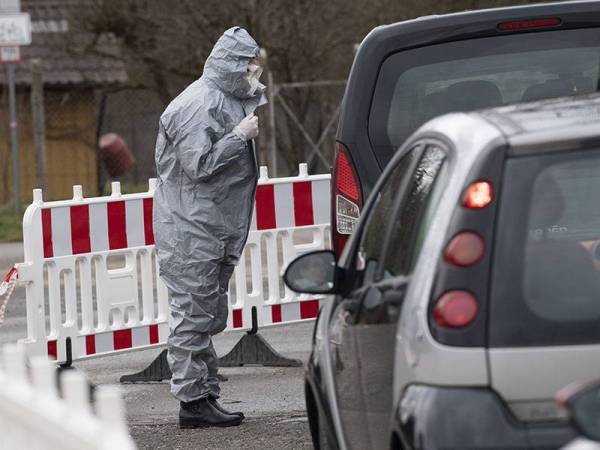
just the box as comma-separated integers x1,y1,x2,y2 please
164,109,247,182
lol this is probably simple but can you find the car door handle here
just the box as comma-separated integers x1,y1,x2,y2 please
382,288,405,305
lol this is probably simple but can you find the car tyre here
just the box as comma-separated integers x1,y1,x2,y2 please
317,408,333,450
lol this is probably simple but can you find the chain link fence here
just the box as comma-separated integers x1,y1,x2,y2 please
0,78,343,210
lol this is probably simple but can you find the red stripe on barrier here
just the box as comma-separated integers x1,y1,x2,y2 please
42,208,53,258
293,181,314,226
233,309,243,328
47,340,57,360
70,205,91,254
255,185,276,230
143,198,154,245
107,201,127,249
113,329,132,350
85,335,96,355
300,300,320,319
149,324,159,344
271,304,282,323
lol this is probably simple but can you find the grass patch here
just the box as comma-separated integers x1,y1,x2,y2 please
0,204,22,242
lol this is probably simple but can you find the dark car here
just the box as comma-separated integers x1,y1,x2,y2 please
286,95,600,449
332,0,600,256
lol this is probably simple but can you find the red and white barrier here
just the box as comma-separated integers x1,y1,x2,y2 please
15,164,330,364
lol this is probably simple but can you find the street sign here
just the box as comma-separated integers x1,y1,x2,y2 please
0,0,20,13
0,13,31,45
0,45,20,63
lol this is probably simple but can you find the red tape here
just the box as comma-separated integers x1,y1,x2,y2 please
0,266,19,325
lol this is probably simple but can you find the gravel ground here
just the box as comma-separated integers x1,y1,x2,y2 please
130,412,312,450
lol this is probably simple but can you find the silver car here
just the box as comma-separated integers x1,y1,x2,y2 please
285,94,600,449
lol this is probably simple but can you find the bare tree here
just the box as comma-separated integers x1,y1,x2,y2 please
72,0,546,174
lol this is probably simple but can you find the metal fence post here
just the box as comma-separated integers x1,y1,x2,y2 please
267,69,277,177
30,58,47,192
7,63,21,214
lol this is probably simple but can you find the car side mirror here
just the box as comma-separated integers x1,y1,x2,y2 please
558,380,600,441
283,250,338,295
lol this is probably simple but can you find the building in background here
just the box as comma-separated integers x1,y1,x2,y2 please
0,0,127,203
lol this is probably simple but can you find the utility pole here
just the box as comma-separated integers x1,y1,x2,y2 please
30,58,46,192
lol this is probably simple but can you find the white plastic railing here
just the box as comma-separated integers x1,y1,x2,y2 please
0,343,136,450
15,164,331,363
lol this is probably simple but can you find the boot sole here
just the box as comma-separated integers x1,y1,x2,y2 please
179,417,243,429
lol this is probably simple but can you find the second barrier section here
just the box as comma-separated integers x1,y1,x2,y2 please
16,164,330,366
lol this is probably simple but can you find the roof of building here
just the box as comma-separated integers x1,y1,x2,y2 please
0,0,127,86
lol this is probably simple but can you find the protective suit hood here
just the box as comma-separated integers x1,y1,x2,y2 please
203,26,266,104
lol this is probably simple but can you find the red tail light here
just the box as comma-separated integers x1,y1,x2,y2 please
433,291,478,329
332,142,362,256
444,232,485,267
335,146,360,202
498,18,561,32
462,181,493,209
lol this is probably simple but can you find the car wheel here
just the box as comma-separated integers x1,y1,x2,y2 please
317,409,333,450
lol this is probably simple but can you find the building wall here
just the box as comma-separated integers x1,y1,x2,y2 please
0,87,98,204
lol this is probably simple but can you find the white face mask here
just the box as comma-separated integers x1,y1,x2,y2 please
246,63,263,96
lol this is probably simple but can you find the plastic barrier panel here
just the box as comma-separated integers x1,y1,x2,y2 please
17,164,330,364
0,343,136,449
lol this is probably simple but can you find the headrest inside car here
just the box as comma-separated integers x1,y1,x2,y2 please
522,79,576,102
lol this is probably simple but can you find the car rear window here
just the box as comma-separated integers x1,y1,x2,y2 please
490,150,600,348
369,28,600,166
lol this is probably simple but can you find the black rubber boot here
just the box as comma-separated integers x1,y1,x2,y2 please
179,398,243,428
209,398,245,419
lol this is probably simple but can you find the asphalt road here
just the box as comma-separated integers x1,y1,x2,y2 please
0,243,315,450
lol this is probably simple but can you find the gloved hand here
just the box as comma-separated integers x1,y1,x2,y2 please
233,113,259,141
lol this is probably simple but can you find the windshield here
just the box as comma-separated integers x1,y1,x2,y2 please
490,150,600,348
369,28,600,166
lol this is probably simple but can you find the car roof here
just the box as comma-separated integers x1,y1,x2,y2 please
367,1,600,44
478,94,600,155
412,94,600,162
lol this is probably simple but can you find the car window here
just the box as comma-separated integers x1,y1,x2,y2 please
369,28,600,166
356,147,419,287
381,145,447,278
490,150,600,347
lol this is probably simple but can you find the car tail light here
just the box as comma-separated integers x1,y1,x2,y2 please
332,142,362,256
498,18,561,32
444,232,485,267
433,291,478,329
462,181,493,209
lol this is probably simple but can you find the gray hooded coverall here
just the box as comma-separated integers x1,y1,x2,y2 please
154,27,266,402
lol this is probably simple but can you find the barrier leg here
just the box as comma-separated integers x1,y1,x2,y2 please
119,348,174,383
121,307,301,382
218,307,302,368
120,349,230,383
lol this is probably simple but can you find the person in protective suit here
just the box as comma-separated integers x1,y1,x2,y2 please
153,26,266,428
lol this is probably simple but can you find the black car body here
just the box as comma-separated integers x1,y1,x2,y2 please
332,0,600,256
